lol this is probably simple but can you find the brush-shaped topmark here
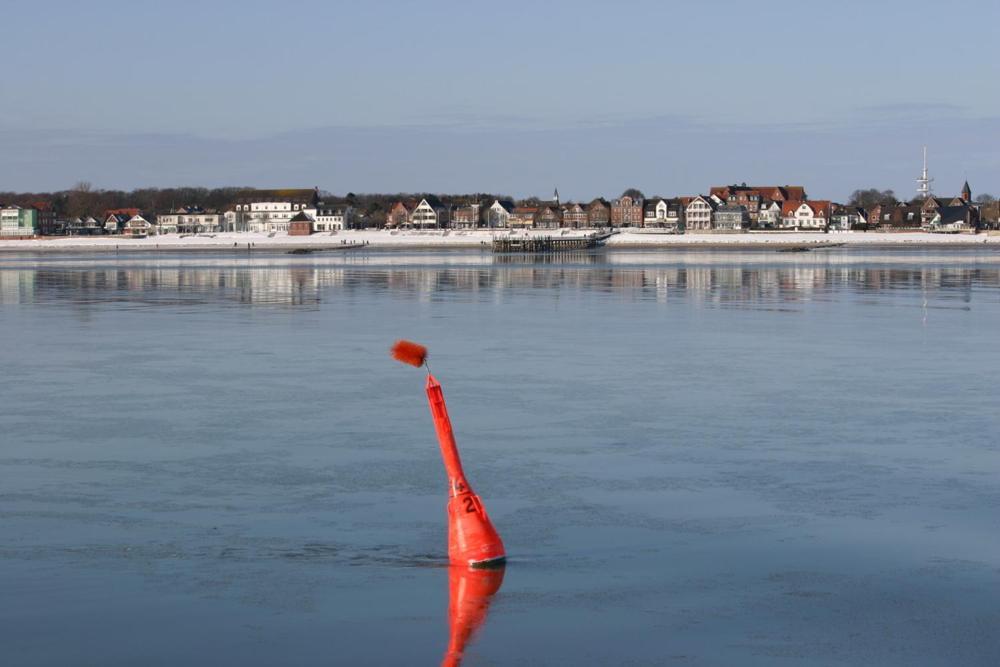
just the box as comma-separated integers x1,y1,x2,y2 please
391,339,428,368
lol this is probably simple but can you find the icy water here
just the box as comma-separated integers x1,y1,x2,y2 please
1,248,999,666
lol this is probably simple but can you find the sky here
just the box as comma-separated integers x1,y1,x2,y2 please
2,0,998,201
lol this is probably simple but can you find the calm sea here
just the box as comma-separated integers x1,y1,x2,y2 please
2,248,999,666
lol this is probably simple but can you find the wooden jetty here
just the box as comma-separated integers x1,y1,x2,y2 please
491,233,611,253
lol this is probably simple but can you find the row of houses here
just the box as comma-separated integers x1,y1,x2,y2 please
386,183,987,233
2,183,995,238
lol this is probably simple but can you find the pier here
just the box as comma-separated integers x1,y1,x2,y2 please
491,232,611,253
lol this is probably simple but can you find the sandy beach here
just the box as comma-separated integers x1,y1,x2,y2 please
0,229,997,252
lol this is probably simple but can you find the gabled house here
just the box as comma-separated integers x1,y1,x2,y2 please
561,202,587,229
124,214,155,238
534,205,562,229
104,213,131,234
409,197,447,228
684,196,717,231
385,201,412,228
586,198,611,227
780,200,830,230
487,200,515,228
757,201,782,228
643,198,670,228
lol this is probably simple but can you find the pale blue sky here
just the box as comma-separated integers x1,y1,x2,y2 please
2,0,998,200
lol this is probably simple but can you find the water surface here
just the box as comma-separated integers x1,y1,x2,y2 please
2,248,999,665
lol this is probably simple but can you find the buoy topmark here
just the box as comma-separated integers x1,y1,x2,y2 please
425,374,506,568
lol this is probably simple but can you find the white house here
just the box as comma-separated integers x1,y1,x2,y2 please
685,196,716,231
313,204,354,232
487,200,514,228
643,198,670,227
780,201,830,230
757,201,782,228
410,198,443,228
229,189,322,233
156,208,223,234
124,215,155,238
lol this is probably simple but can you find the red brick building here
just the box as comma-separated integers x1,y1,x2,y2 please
587,199,611,227
288,211,314,235
611,195,643,227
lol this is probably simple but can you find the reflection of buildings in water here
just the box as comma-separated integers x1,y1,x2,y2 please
442,565,505,667
0,268,34,304
3,259,999,307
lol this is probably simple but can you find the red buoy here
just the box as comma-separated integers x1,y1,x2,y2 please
425,374,506,568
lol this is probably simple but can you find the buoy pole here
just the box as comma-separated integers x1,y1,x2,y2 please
426,374,506,568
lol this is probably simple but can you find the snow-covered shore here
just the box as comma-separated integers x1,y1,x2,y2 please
0,229,997,252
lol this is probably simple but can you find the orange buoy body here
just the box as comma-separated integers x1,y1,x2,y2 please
425,374,506,568
441,565,505,667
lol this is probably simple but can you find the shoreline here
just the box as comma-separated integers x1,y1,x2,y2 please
0,230,997,253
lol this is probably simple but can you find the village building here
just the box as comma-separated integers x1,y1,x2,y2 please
124,214,155,238
409,197,447,228
314,203,354,231
561,202,587,229
288,211,315,236
486,200,515,228
510,206,537,229
385,201,412,228
712,204,749,231
534,205,562,229
0,206,38,237
684,196,717,231
927,206,975,233
451,203,482,229
710,185,808,224
229,188,321,233
157,207,223,234
642,198,671,228
829,206,867,231
586,198,611,227
780,200,830,230
611,195,643,228
65,216,102,235
757,201,782,228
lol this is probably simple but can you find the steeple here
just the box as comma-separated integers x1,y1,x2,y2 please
553,187,560,206
916,146,934,199
961,180,971,203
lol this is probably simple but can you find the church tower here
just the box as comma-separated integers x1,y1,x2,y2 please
961,180,971,203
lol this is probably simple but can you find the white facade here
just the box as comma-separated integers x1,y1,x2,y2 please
124,215,154,237
487,200,512,228
685,197,715,231
0,207,31,237
314,205,353,232
758,202,781,228
781,202,829,230
156,211,223,234
643,199,670,227
234,201,318,233
410,199,440,228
